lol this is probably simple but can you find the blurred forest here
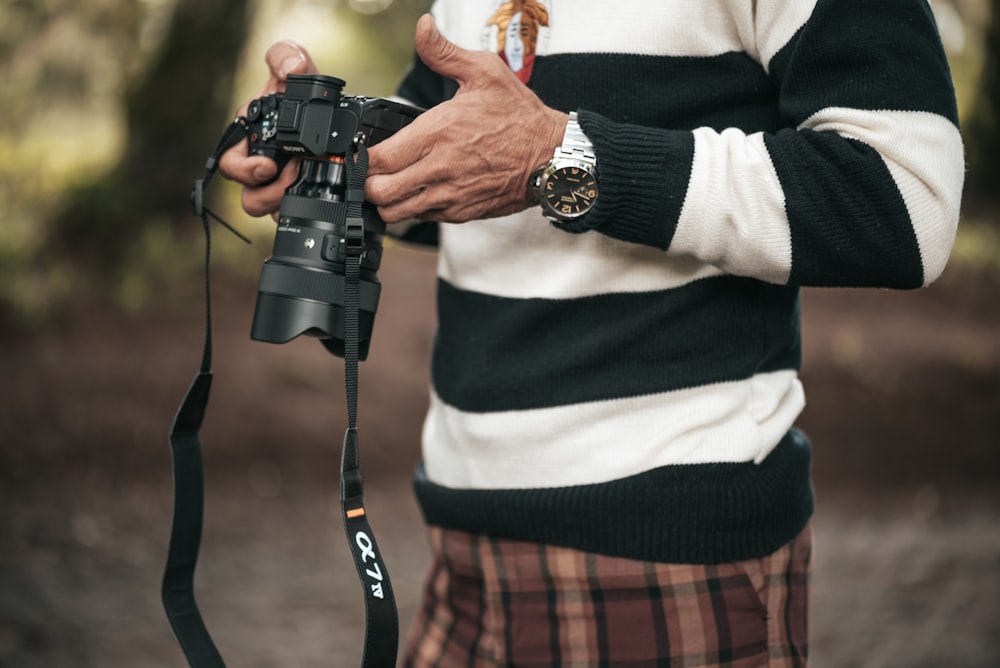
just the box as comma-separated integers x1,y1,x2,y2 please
0,0,433,328
1,2,999,668
0,0,998,325
0,0,997,327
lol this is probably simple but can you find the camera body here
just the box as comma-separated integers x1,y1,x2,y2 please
245,74,421,359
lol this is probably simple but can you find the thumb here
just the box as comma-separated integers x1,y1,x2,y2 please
264,40,317,88
237,40,318,121
414,14,477,84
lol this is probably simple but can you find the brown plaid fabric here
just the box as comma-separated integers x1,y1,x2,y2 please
402,525,811,667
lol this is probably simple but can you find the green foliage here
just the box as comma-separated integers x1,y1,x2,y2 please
1,0,256,332
0,0,434,333
0,0,143,132
1,0,145,329
1,0,994,334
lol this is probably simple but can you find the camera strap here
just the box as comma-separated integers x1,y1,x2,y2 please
163,118,250,668
341,142,400,668
166,121,397,667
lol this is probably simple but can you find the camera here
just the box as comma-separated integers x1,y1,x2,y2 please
245,73,421,359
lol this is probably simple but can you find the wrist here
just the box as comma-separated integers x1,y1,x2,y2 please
523,110,571,202
528,111,600,222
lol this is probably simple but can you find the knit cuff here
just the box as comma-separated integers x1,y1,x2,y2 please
555,110,694,251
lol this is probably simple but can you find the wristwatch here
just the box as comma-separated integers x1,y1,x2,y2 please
529,111,599,222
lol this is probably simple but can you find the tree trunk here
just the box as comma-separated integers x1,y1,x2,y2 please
53,0,252,265
966,0,1000,201
119,0,251,215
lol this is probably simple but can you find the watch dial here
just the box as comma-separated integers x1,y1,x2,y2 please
544,167,598,218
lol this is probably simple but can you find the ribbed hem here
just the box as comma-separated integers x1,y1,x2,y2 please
553,110,695,252
413,429,814,565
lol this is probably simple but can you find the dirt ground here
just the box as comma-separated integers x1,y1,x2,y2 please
1,244,998,667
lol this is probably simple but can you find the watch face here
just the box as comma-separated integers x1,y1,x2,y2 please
542,166,598,219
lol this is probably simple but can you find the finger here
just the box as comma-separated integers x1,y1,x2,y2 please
241,159,300,218
377,191,434,225
218,140,281,186
242,186,284,219
366,122,432,177
264,39,317,82
367,159,441,222
235,40,318,118
413,14,486,86
365,154,440,210
372,172,470,224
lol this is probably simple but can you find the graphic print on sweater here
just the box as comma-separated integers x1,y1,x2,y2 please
483,0,551,83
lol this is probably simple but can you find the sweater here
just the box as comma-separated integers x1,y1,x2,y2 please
392,0,963,564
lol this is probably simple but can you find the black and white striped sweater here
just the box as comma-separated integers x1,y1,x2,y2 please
392,0,963,564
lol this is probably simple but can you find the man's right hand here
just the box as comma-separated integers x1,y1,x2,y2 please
218,40,318,218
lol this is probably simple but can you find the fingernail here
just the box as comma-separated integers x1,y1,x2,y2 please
279,55,304,77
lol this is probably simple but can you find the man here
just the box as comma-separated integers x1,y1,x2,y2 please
221,2,964,665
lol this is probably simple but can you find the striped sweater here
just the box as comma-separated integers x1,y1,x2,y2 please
392,0,964,564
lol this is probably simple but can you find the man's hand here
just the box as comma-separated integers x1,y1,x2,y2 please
217,40,318,218
366,14,568,224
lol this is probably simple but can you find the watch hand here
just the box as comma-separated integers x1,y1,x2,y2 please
559,189,578,204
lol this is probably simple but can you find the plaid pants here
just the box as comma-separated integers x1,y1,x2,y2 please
403,525,811,667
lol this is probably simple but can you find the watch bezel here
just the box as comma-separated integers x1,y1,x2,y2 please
532,157,599,222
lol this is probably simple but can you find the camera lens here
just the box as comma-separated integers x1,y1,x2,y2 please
247,78,421,360
250,158,385,360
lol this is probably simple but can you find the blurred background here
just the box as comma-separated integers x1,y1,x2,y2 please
0,0,998,666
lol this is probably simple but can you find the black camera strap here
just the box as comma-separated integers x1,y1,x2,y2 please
167,121,398,668
341,143,400,668
163,119,250,668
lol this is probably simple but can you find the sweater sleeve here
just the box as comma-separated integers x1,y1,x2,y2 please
568,0,964,289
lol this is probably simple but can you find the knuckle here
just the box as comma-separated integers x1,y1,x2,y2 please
242,190,276,218
365,177,387,204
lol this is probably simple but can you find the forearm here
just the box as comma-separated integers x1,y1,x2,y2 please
569,0,964,289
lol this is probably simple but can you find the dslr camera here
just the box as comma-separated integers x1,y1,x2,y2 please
245,73,421,359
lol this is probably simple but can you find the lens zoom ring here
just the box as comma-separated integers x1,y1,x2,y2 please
279,195,346,224
258,263,380,311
